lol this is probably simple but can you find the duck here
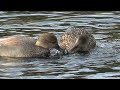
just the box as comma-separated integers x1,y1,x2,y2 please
59,27,96,54
0,33,63,58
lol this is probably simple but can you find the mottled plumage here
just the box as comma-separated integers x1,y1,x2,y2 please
59,27,96,53
0,33,62,58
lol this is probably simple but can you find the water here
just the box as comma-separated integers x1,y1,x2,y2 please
0,11,120,79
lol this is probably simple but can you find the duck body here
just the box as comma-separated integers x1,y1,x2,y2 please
0,36,50,57
59,27,96,53
0,33,62,58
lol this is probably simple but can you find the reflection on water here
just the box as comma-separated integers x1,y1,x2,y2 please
0,11,120,79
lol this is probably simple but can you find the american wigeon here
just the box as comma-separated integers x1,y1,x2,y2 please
0,33,63,57
59,27,96,53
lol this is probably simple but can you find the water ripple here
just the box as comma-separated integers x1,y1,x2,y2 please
0,11,120,79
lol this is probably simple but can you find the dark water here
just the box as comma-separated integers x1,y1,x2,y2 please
0,11,120,79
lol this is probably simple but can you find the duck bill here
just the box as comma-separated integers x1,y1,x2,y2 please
55,45,64,54
69,43,79,53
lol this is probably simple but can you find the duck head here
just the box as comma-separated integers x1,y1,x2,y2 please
69,34,89,53
35,33,63,53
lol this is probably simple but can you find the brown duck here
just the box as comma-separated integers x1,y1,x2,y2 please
0,33,62,57
59,27,96,54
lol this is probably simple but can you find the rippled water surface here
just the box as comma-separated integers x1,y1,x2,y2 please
0,11,120,79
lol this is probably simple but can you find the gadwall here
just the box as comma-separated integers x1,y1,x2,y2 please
0,33,62,57
59,27,96,54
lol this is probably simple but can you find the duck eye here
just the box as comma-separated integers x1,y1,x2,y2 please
51,41,56,43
